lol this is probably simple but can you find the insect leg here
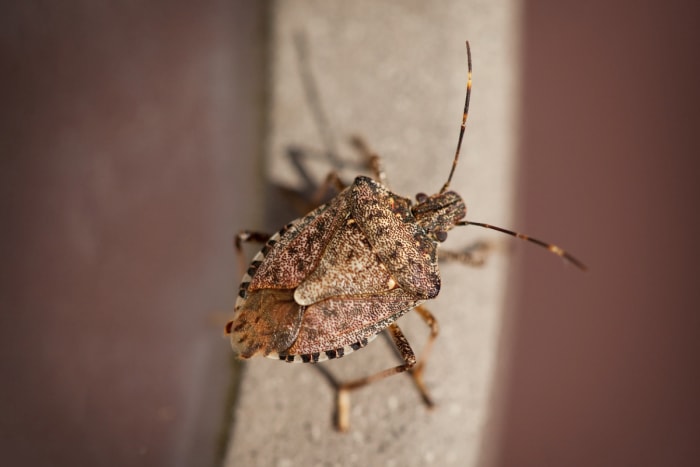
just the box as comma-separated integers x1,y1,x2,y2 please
311,171,346,206
335,323,416,431
349,135,388,186
234,231,271,276
408,305,439,408
438,240,493,267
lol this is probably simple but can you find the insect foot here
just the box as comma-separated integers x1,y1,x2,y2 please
225,41,585,432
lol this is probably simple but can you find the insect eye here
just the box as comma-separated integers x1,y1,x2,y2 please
435,230,448,242
416,192,428,203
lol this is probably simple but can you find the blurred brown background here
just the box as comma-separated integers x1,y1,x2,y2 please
1,1,699,466
497,1,700,466
1,2,265,466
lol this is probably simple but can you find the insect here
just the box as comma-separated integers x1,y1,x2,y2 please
225,42,586,431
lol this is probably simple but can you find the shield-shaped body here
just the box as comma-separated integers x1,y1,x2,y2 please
228,176,449,362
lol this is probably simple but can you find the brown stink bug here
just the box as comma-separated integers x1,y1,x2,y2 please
225,42,586,432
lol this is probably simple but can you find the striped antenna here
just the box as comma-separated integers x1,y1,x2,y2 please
458,221,587,270
441,41,472,194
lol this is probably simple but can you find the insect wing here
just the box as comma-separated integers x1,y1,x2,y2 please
229,288,303,358
284,289,421,357
230,190,351,358
248,189,350,292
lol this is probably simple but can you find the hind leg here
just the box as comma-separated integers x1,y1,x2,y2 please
408,305,439,407
329,324,417,432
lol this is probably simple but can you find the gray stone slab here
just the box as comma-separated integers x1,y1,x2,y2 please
225,1,520,465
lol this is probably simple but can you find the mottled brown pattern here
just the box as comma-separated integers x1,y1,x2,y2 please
248,190,350,291
350,176,441,299
230,174,449,359
229,288,304,358
412,190,467,236
284,289,421,355
294,220,395,305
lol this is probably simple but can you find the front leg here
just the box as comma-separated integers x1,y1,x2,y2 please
350,135,388,186
439,240,493,267
311,171,346,207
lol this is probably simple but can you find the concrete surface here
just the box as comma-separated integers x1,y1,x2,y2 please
224,1,520,465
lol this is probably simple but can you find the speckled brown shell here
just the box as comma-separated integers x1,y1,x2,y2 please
228,176,442,363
